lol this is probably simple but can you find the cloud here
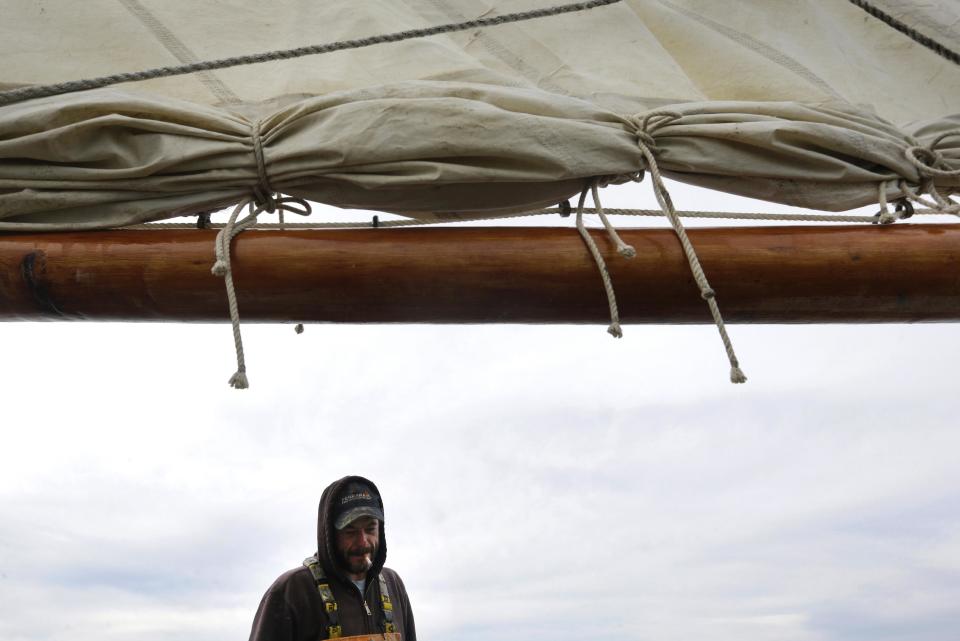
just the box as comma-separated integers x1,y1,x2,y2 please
2,180,959,640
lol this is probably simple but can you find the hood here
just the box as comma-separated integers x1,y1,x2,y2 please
316,475,387,584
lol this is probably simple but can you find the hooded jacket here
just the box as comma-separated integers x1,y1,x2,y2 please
249,476,416,641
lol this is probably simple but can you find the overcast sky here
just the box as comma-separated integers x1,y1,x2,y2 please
2,180,959,641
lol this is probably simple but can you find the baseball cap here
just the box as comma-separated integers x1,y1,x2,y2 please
333,480,384,530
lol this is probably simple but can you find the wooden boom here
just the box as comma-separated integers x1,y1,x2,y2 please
1,225,959,323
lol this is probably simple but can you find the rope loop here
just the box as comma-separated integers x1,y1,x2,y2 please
640,111,682,134
627,110,681,155
210,194,313,389
274,196,313,218
896,198,915,220
906,146,949,177
905,129,960,179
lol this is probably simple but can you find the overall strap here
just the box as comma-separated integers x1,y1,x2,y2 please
377,573,396,634
303,555,342,639
304,555,395,636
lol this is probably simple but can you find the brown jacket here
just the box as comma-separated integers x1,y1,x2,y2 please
249,476,416,641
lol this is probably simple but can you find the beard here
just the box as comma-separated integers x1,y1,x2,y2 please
339,543,377,576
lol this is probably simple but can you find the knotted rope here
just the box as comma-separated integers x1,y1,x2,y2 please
874,179,913,225
250,119,276,213
629,111,747,383
905,131,960,180
575,182,636,337
212,195,311,388
902,131,960,213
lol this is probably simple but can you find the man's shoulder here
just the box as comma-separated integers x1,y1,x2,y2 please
379,567,409,593
380,566,402,580
266,565,315,596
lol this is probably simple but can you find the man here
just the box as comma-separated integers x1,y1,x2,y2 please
249,476,416,641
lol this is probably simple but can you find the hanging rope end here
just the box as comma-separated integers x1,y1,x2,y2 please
228,370,249,389
729,365,747,384
211,260,227,277
875,210,898,225
295,323,305,334
607,322,623,338
618,244,637,258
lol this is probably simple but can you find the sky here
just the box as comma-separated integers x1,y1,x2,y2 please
1,180,959,641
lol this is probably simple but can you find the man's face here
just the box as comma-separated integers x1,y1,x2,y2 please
335,516,379,579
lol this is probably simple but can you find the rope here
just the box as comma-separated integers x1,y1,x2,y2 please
0,0,623,106
846,0,960,66
212,200,257,389
211,196,311,389
128,205,958,231
897,131,960,218
592,182,636,258
905,131,960,179
902,181,960,217
250,119,275,212
575,182,628,338
631,111,747,384
875,179,899,225
588,207,952,223
158,112,960,390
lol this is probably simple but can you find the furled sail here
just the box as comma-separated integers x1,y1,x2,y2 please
1,0,958,230
2,0,959,387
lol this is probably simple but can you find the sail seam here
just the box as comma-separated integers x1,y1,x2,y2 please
652,0,843,101
117,0,240,104
0,0,623,106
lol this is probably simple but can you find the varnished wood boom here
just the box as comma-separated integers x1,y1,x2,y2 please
1,225,959,323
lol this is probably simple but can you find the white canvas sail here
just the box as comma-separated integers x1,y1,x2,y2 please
0,0,957,230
